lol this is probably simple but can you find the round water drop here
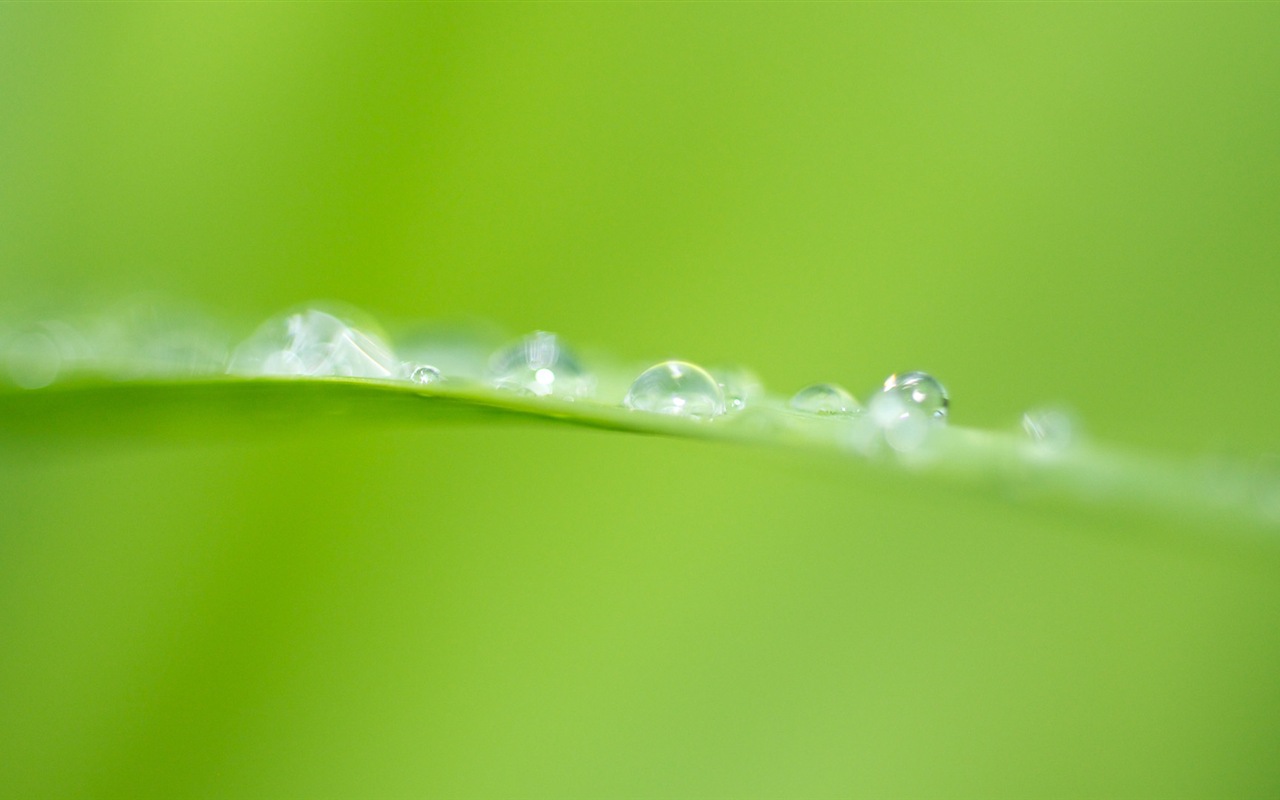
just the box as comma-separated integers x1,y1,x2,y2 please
4,329,62,389
883,405,933,453
790,382,861,415
864,391,937,456
3,320,91,388
409,364,442,385
488,331,592,398
228,308,403,379
625,360,725,419
882,371,948,420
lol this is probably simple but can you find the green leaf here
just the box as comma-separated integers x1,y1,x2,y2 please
4,377,1276,544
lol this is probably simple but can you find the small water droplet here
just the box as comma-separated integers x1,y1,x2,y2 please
883,405,933,453
1021,407,1077,452
789,383,861,415
624,360,725,419
228,308,403,379
882,371,948,420
4,329,62,389
488,331,593,398
409,364,442,385
2,320,93,388
712,366,764,412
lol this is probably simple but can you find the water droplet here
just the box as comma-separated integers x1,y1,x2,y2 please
2,320,93,388
409,364,442,385
4,329,62,389
883,405,933,453
789,382,861,415
624,360,725,419
488,331,592,398
228,308,402,379
861,391,939,456
1021,407,1077,452
882,371,948,420
712,366,764,412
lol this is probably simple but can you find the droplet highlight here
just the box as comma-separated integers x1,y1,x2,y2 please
409,364,443,385
488,331,592,398
789,382,860,415
624,360,725,419
882,371,948,420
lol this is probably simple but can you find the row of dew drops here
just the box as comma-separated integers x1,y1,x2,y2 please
229,308,961,455
0,304,1076,455
227,307,1077,455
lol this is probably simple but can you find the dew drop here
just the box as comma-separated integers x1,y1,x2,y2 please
712,366,764,412
862,390,939,456
2,320,92,388
624,360,725,419
409,364,443,385
488,331,592,398
228,308,403,379
882,371,948,420
883,405,933,453
4,329,62,389
1021,407,1077,452
789,382,861,415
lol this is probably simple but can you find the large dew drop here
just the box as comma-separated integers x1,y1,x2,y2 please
488,331,592,398
228,308,402,379
624,360,725,419
881,371,949,421
789,382,861,415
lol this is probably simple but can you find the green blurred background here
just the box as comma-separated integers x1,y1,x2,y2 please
3,4,1279,797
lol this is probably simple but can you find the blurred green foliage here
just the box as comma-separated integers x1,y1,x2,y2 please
2,4,1279,797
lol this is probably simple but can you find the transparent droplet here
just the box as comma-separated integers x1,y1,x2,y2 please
712,366,764,412
883,405,933,453
1021,407,1077,452
624,360,725,419
863,391,938,456
2,320,93,388
228,308,403,379
4,329,62,389
409,364,442,385
882,371,948,420
488,331,592,398
789,382,861,415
